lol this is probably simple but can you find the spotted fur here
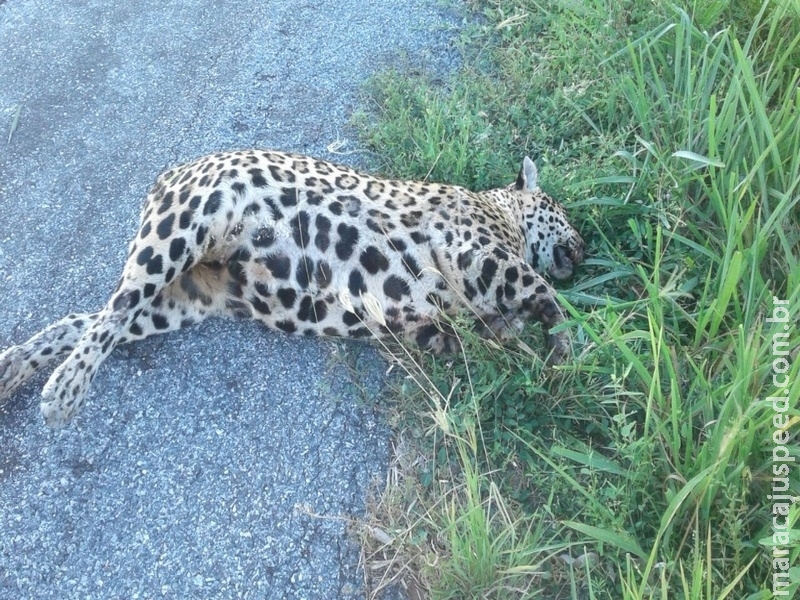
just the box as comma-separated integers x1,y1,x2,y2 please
0,150,584,427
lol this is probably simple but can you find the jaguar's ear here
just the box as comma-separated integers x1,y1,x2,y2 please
515,156,538,192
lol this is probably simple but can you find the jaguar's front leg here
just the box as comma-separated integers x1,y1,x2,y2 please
459,247,570,364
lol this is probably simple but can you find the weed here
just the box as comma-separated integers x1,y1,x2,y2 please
356,0,800,598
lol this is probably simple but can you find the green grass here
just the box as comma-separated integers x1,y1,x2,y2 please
354,0,800,598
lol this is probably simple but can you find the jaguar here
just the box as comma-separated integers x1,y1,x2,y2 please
0,150,584,427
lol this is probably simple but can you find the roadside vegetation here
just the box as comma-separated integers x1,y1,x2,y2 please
354,0,799,598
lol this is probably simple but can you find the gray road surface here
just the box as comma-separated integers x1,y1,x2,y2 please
0,1,456,598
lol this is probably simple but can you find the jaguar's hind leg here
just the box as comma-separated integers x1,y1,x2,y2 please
39,262,234,428
0,312,98,401
37,159,247,427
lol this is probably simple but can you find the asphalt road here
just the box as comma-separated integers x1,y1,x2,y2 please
0,1,456,598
